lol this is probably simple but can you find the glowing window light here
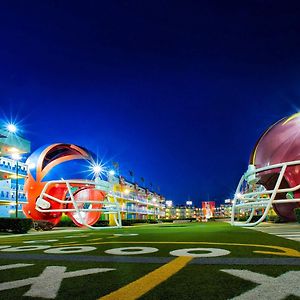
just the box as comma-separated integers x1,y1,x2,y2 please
11,153,21,161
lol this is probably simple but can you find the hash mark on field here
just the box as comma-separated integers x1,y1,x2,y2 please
54,241,79,246
87,238,103,241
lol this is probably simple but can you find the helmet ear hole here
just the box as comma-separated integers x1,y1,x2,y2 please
260,173,298,221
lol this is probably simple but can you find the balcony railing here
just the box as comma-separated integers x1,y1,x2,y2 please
0,190,26,202
112,192,164,208
0,157,28,176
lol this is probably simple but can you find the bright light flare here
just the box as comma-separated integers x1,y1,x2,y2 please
124,188,130,195
93,164,103,175
6,123,17,133
236,193,243,199
108,169,115,176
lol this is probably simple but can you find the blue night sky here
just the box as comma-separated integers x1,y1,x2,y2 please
1,1,300,205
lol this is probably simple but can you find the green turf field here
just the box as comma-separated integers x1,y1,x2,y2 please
0,222,299,299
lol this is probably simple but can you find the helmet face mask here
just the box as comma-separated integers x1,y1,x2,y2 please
231,113,300,226
23,144,122,229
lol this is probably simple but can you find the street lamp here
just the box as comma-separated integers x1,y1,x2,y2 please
11,153,21,218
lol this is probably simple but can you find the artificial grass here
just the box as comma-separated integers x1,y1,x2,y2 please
141,264,300,300
0,222,299,299
0,222,299,258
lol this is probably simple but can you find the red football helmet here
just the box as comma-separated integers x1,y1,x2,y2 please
23,143,121,229
232,113,300,226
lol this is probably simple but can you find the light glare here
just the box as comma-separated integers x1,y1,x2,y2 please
93,165,102,174
7,123,17,133
108,170,115,176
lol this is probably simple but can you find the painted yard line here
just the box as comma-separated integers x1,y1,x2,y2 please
0,229,87,238
0,253,300,265
99,256,192,300
276,234,300,237
286,238,300,241
254,228,300,232
254,227,300,230
0,263,34,270
0,240,299,257
42,241,300,257
256,231,300,234
253,227,300,231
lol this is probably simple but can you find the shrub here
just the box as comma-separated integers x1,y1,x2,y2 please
147,219,158,224
57,216,109,227
0,218,33,234
273,215,287,223
57,217,76,227
121,219,135,226
93,220,109,227
294,208,300,223
33,220,56,231
121,219,156,226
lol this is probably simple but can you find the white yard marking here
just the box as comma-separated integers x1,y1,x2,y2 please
0,265,115,299
221,269,300,300
0,246,11,249
23,240,58,244
44,246,96,254
248,224,300,242
0,263,34,270
1,245,51,252
170,248,230,257
63,234,90,239
113,234,139,236
105,247,159,255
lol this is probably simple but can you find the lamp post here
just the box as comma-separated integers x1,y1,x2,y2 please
12,153,21,218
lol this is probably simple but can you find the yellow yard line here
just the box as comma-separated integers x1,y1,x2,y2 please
99,256,192,300
52,241,79,246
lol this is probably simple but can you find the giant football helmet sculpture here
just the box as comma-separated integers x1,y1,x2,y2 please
231,113,300,226
23,143,121,229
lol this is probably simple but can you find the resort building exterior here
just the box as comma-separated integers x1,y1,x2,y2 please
0,127,31,218
0,126,165,222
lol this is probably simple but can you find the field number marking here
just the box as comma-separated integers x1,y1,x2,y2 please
105,247,158,255
44,246,96,254
170,248,230,257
